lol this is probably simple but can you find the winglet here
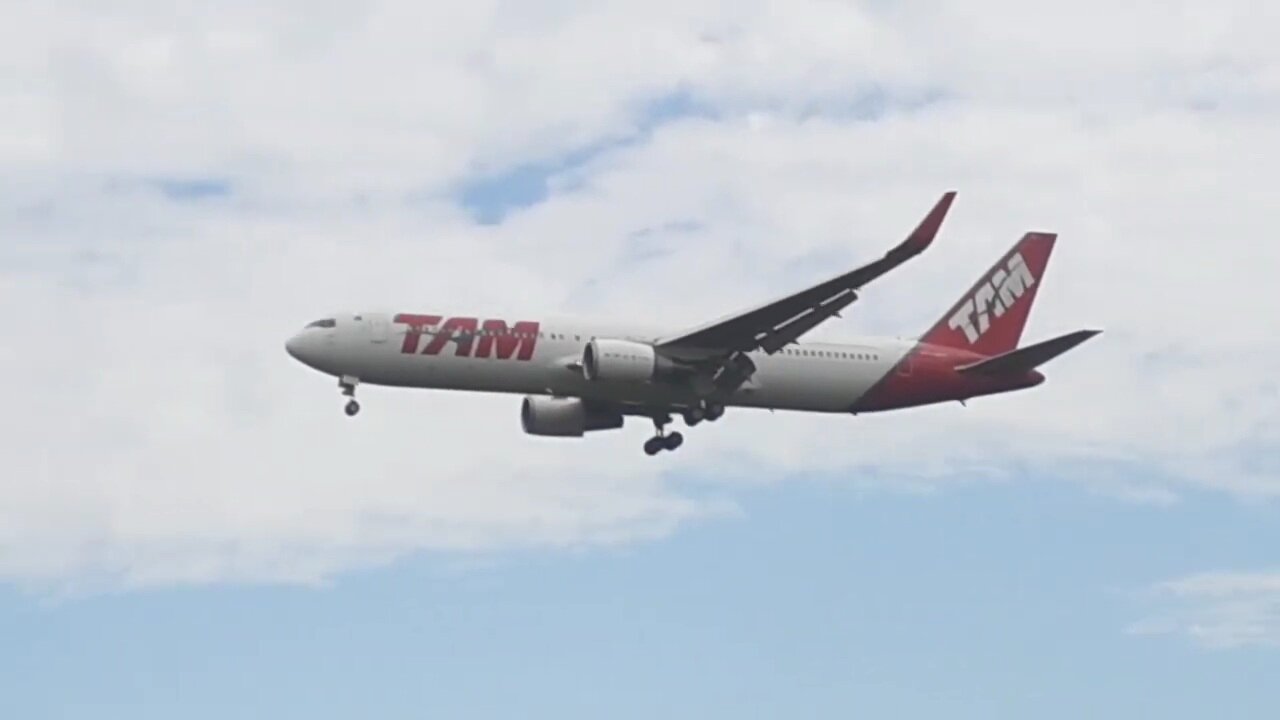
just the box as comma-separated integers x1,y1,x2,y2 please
890,191,957,261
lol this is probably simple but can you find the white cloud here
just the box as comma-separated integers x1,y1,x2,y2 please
1,0,1278,587
1129,571,1280,649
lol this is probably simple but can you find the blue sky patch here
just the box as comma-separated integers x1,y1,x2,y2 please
147,177,233,202
456,91,717,225
4,478,1277,718
454,86,944,225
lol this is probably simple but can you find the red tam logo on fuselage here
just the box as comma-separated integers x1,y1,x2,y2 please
393,314,540,360
947,252,1037,344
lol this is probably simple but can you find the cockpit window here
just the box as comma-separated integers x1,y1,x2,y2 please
305,318,336,329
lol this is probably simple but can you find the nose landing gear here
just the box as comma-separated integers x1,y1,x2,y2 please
339,375,360,417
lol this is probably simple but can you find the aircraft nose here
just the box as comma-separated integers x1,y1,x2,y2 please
285,333,306,362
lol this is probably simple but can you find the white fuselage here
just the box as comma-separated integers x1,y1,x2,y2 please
285,311,916,413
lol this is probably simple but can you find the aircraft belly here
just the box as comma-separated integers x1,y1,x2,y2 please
355,345,546,393
733,357,859,412
352,340,906,415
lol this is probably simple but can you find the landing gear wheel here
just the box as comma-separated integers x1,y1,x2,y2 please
644,414,685,455
338,375,361,417
682,408,704,426
704,403,724,422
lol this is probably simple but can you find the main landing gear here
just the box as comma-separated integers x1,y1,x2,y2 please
643,402,724,455
681,402,725,427
644,414,683,456
339,375,360,417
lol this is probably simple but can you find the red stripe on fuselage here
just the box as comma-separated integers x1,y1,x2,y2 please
850,342,1043,412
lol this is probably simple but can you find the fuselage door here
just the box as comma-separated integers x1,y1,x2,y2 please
369,313,390,343
896,353,913,377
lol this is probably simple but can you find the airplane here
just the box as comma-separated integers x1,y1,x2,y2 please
285,191,1100,455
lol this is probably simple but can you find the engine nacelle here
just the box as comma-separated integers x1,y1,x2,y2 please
582,338,681,383
520,396,624,437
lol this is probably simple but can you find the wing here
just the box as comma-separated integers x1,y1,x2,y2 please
654,191,957,357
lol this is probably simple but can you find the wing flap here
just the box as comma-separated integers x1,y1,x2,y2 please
756,288,859,353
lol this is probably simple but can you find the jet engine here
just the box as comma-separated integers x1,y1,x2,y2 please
520,396,624,437
581,339,683,383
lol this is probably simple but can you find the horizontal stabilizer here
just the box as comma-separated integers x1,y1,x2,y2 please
956,329,1101,376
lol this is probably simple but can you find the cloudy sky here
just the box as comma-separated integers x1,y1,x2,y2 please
3,0,1279,716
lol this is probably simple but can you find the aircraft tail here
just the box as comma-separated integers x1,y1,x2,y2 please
918,231,1057,357
955,329,1101,377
